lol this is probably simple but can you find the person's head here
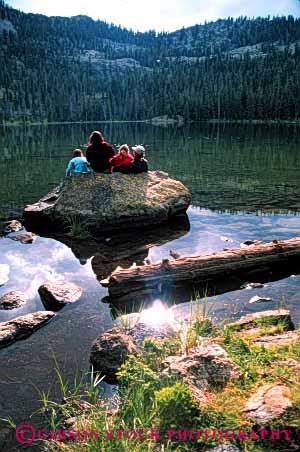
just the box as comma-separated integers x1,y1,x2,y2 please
73,149,84,158
88,130,104,146
132,145,145,159
119,144,130,157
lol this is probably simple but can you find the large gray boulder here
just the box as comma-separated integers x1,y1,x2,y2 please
0,311,55,348
23,171,191,234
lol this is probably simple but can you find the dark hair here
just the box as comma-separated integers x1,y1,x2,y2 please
88,131,104,146
73,149,83,157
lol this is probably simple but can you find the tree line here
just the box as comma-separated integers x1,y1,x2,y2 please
0,1,299,122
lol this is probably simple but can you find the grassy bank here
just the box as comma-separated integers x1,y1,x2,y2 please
35,313,300,452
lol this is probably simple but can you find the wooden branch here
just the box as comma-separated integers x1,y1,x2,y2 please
101,238,300,302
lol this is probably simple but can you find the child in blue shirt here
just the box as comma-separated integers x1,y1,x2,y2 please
66,149,91,176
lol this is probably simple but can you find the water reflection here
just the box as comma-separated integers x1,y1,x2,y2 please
1,122,300,446
105,208,300,317
1,122,300,217
40,214,190,281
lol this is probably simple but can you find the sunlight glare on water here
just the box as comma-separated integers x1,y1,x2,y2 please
139,299,174,327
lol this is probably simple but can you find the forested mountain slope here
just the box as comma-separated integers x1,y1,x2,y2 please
1,0,300,122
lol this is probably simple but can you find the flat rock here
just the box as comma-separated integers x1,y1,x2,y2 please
162,342,241,404
242,384,292,425
227,309,294,332
0,264,9,286
276,358,300,370
23,171,191,234
90,327,139,383
10,232,37,244
0,291,28,310
249,295,272,304
38,281,83,311
0,311,55,348
253,331,300,347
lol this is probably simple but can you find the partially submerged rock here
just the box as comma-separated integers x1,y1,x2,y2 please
253,331,300,347
90,327,139,383
242,384,292,425
249,295,272,304
227,309,294,332
38,282,83,311
243,282,264,289
0,311,55,348
23,171,191,234
0,291,28,310
10,232,37,244
162,342,241,404
0,264,9,286
4,220,23,234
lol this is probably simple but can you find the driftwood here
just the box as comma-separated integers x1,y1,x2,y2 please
101,238,300,304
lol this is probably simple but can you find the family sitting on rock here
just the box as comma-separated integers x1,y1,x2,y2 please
66,130,148,177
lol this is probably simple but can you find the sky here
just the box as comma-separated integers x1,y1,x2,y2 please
6,0,300,32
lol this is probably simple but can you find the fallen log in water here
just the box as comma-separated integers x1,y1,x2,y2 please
101,238,300,304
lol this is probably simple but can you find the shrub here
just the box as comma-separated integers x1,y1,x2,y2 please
155,382,199,431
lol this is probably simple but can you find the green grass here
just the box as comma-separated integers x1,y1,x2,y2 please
16,312,299,452
65,214,91,240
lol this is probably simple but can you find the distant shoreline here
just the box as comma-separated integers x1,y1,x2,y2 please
1,119,300,127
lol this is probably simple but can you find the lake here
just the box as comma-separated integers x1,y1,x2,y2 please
0,122,300,448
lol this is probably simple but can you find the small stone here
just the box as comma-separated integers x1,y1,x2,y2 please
220,236,233,243
0,264,10,286
249,295,272,304
0,291,28,310
243,384,292,425
90,327,139,383
0,311,55,348
10,232,37,244
210,446,241,452
4,219,23,233
242,282,264,289
38,281,83,311
169,250,181,259
240,240,262,248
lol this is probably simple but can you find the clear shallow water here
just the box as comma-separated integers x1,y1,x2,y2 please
0,122,300,447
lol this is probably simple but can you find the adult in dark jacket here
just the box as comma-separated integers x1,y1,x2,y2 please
86,131,115,173
114,145,148,174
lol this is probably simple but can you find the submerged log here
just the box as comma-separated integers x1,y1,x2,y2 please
101,238,300,303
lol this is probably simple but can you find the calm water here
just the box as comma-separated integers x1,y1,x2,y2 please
1,122,300,449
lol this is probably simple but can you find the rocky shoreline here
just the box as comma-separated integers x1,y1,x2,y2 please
37,306,300,452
